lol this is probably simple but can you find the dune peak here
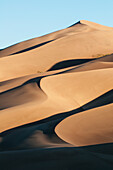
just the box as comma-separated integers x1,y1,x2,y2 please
70,20,113,30
0,17,113,170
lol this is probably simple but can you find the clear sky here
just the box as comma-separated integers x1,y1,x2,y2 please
1,0,113,49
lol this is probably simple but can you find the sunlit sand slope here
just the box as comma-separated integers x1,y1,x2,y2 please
0,20,113,170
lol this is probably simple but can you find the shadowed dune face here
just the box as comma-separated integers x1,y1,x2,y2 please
1,20,113,81
55,104,113,146
48,59,94,71
10,40,55,55
0,82,47,110
0,20,113,169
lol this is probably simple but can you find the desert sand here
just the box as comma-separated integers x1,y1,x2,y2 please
0,20,113,169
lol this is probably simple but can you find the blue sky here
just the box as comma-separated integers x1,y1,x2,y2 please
1,0,113,49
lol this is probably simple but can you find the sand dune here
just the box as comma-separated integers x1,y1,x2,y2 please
55,103,113,146
1,20,113,81
0,20,113,169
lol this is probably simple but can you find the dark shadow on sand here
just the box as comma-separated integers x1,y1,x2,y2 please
48,59,94,71
0,88,112,151
10,40,54,55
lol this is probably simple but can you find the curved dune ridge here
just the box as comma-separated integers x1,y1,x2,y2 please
0,20,113,169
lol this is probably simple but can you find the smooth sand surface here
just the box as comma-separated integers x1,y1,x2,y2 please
55,103,113,146
1,20,113,81
0,20,113,169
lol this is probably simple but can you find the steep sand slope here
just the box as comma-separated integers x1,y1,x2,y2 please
0,20,113,170
0,65,113,132
1,20,112,58
0,21,88,57
1,21,113,81
55,103,113,146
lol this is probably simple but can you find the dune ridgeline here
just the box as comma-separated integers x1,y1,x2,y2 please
0,20,113,170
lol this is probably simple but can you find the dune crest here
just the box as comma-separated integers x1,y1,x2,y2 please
79,20,113,30
0,20,113,169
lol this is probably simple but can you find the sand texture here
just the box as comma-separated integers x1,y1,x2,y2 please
0,20,113,169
